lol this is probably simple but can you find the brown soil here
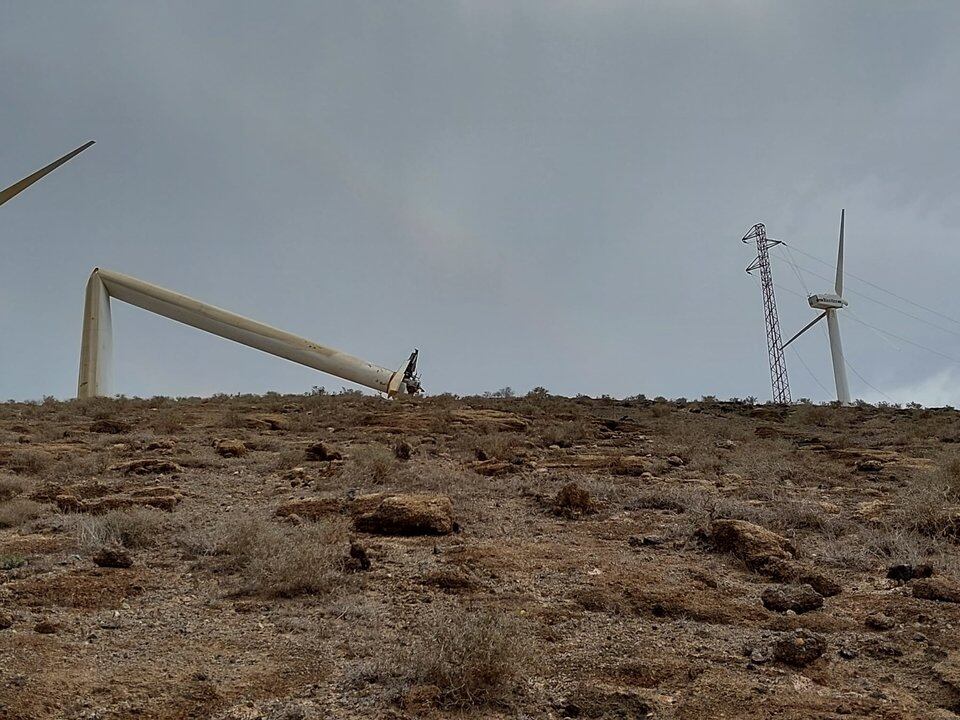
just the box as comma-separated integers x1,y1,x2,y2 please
1,393,960,719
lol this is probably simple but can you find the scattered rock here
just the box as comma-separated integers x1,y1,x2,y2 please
553,482,597,518
353,493,456,536
109,459,183,476
629,535,664,548
716,439,737,450
772,630,826,667
912,577,960,604
345,541,371,572
761,584,824,614
245,414,287,431
402,684,440,712
275,497,343,521
420,567,477,592
934,653,960,691
215,439,248,458
611,455,652,476
666,455,684,467
710,519,795,568
865,612,897,631
0,611,14,629
145,439,175,452
469,459,516,476
34,620,59,635
856,500,895,523
887,563,934,583
760,559,841,597
857,459,884,473
304,442,342,462
93,545,133,568
281,467,309,484
55,487,183,513
393,441,412,461
90,419,131,434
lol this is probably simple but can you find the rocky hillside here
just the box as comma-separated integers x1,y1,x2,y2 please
1,393,959,719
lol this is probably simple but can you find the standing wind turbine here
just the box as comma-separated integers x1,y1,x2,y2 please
782,210,851,404
0,141,95,208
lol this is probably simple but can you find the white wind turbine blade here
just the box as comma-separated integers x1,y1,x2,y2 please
835,208,844,296
0,141,95,208
782,311,827,349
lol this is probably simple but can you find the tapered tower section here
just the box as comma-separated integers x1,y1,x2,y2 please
743,223,791,404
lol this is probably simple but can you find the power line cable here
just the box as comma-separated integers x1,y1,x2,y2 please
780,241,960,329
789,347,832,397
843,313,960,366
844,357,897,404
772,248,960,341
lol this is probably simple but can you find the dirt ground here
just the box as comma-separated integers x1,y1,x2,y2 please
1,392,960,719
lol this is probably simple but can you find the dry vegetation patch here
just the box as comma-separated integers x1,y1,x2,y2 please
4,394,960,719
402,607,532,708
195,514,350,597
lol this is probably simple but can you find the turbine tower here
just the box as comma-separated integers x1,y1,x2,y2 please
743,223,791,404
1,142,94,208
783,210,851,404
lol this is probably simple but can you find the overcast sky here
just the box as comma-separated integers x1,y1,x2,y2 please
2,1,960,404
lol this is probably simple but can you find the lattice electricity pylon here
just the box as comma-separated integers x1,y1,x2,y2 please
743,223,791,404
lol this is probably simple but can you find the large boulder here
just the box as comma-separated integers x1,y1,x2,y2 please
353,493,455,536
912,577,960,604
710,519,795,568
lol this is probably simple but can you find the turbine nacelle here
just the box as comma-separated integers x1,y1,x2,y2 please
808,293,847,310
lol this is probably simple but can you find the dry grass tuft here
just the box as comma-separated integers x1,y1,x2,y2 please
151,410,185,435
0,475,28,502
470,431,526,461
343,444,399,485
68,508,166,551
4,448,54,476
405,607,531,708
0,498,45,528
198,514,349,597
539,420,592,448
553,481,597,518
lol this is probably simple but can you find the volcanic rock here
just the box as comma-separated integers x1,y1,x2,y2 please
710,519,795,568
761,584,824,614
353,493,455,536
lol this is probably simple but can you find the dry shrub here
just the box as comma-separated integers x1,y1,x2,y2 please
892,470,960,538
471,432,526,461
201,514,348,597
553,481,597,518
343,444,399,485
936,453,960,501
0,475,28,502
539,420,591,448
406,607,531,708
0,499,45,528
68,508,165,551
151,410,185,435
271,449,304,472
220,408,248,429
5,448,54,476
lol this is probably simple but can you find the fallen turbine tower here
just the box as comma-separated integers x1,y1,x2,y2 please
77,268,421,399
